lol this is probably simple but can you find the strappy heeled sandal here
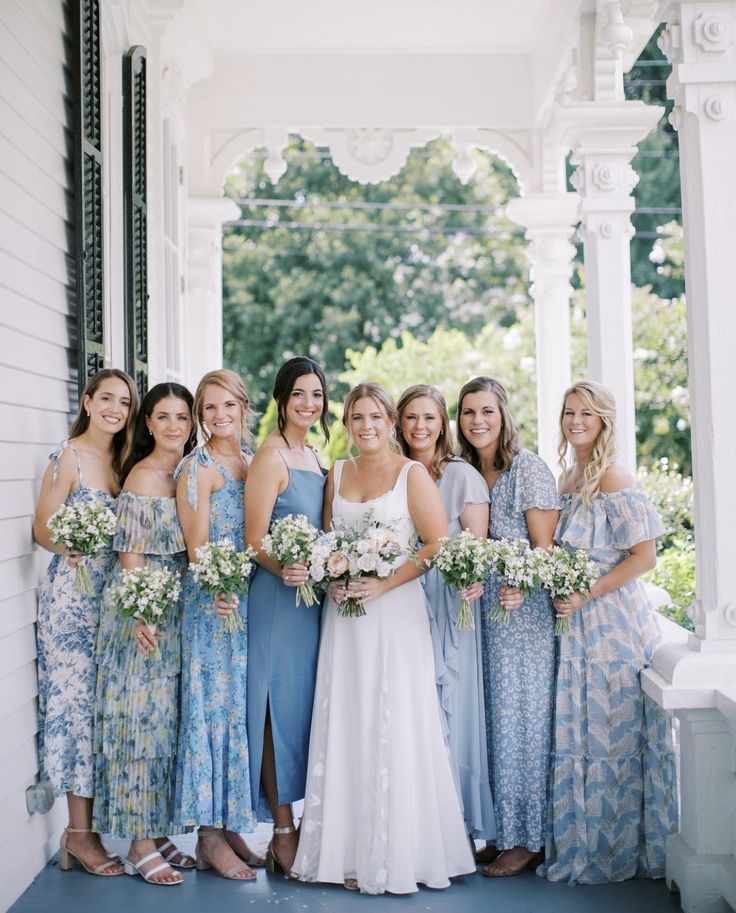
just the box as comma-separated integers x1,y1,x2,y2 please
157,839,195,869
266,825,297,877
124,851,182,885
223,831,267,867
195,829,257,881
58,827,123,876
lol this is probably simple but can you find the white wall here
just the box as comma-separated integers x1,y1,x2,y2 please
0,0,77,907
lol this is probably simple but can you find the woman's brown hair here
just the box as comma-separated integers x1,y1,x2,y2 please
456,376,519,473
396,384,454,479
68,368,139,486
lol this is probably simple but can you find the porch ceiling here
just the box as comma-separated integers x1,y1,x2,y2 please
179,0,661,193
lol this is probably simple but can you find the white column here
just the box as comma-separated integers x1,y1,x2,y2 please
506,193,580,472
551,102,661,472
184,197,240,390
641,6,736,910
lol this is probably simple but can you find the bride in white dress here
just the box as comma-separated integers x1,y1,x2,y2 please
292,383,475,894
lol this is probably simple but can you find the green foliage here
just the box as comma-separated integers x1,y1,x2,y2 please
222,136,529,413
638,458,695,632
339,318,539,448
637,459,693,552
632,282,690,474
645,539,695,632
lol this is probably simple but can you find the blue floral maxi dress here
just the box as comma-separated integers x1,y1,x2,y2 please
422,459,495,839
540,487,678,884
37,443,117,798
92,492,188,838
174,447,257,832
247,456,325,816
480,448,560,851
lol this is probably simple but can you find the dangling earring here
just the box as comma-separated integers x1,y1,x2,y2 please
148,429,153,436
86,411,91,417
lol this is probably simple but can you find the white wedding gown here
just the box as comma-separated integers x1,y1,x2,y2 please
292,460,475,894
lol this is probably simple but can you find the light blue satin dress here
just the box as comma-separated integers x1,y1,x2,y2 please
247,454,325,814
422,458,495,839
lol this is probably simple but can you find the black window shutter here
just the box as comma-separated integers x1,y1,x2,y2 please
72,0,105,394
123,46,148,398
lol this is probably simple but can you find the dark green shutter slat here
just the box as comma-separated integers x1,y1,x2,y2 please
123,45,148,398
73,0,105,393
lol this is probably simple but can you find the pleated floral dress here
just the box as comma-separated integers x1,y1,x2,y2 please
93,491,188,838
37,442,117,798
173,447,257,832
480,447,560,852
540,486,678,884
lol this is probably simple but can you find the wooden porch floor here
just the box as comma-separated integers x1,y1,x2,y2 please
10,824,682,913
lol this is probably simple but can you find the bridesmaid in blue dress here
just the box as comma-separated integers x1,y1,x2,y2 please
396,384,495,842
93,382,194,886
33,368,137,876
456,376,560,877
174,369,262,880
245,357,329,876
540,381,677,883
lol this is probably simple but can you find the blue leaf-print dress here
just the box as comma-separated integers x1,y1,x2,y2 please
480,448,560,851
36,442,117,797
540,486,678,884
173,447,257,832
92,491,188,838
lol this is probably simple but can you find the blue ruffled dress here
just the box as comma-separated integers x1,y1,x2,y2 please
173,447,257,832
93,492,188,838
540,485,679,884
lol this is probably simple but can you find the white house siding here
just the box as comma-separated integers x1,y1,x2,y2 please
0,0,76,907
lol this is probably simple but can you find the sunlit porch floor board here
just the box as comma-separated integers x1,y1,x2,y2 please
10,824,682,913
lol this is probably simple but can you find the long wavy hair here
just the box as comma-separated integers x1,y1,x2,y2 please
68,368,139,486
396,384,454,479
342,382,399,455
121,382,195,481
193,369,253,449
558,380,617,504
456,376,519,472
273,356,330,443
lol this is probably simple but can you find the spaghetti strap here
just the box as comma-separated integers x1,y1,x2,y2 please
332,460,345,506
49,440,84,489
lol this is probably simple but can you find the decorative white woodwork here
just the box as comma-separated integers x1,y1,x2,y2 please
549,100,661,472
641,4,736,911
506,192,581,472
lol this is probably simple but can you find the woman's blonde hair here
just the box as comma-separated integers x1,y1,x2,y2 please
342,382,399,454
68,368,139,487
456,376,519,472
193,369,253,448
396,384,454,479
557,380,617,503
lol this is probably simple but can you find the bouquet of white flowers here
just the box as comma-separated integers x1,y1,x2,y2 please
189,539,256,632
261,514,320,607
310,513,402,618
432,530,494,630
537,544,599,634
111,565,182,660
47,501,117,595
486,538,544,625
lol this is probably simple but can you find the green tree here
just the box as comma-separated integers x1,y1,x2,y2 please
222,137,528,413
